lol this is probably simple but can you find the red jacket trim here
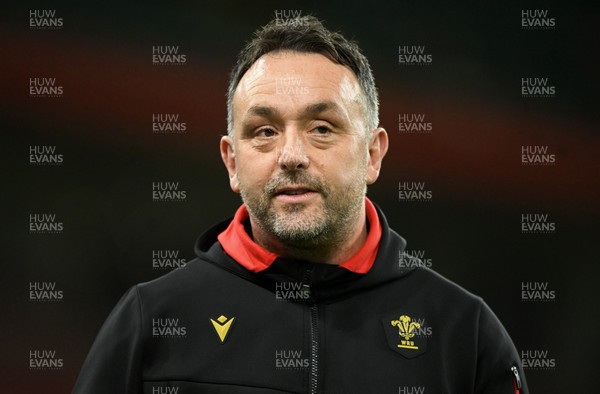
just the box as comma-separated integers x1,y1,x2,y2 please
217,197,382,274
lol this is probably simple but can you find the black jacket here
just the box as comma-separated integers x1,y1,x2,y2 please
73,204,528,394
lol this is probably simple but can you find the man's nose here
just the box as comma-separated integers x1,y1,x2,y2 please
277,132,309,171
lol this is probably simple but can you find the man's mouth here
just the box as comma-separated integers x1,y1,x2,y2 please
274,186,319,201
277,188,314,196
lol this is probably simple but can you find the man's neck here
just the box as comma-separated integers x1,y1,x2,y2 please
248,212,368,265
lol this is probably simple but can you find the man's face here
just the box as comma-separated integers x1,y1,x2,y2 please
221,51,387,248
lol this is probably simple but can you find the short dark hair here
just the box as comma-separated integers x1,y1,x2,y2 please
226,15,379,136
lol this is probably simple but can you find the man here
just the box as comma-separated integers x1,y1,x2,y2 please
73,16,528,394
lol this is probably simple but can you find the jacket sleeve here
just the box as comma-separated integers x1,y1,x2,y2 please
72,286,144,394
474,301,529,394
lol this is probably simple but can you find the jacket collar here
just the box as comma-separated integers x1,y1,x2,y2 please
195,199,415,303
217,197,382,274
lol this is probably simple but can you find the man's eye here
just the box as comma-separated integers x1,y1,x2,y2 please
256,128,277,138
313,126,331,135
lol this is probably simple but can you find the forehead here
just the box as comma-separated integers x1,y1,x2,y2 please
233,51,362,118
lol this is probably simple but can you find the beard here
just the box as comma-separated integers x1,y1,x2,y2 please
239,169,366,250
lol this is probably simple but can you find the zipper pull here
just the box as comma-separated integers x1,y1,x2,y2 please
302,269,314,302
511,365,522,391
302,283,312,300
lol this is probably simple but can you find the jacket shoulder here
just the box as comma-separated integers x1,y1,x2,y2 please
405,266,484,306
136,257,224,299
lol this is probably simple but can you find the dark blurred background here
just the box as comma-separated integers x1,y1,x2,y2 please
1,0,599,392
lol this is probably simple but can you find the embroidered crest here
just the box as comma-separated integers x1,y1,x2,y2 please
381,313,429,358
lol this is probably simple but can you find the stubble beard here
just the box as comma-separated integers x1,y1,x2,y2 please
239,170,367,252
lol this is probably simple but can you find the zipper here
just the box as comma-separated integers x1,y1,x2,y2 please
309,304,319,394
303,269,319,394
511,366,522,394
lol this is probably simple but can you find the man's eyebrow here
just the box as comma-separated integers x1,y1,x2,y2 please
242,101,346,122
245,105,280,118
304,101,345,117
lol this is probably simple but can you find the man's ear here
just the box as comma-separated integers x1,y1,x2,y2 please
220,135,240,193
366,128,389,185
